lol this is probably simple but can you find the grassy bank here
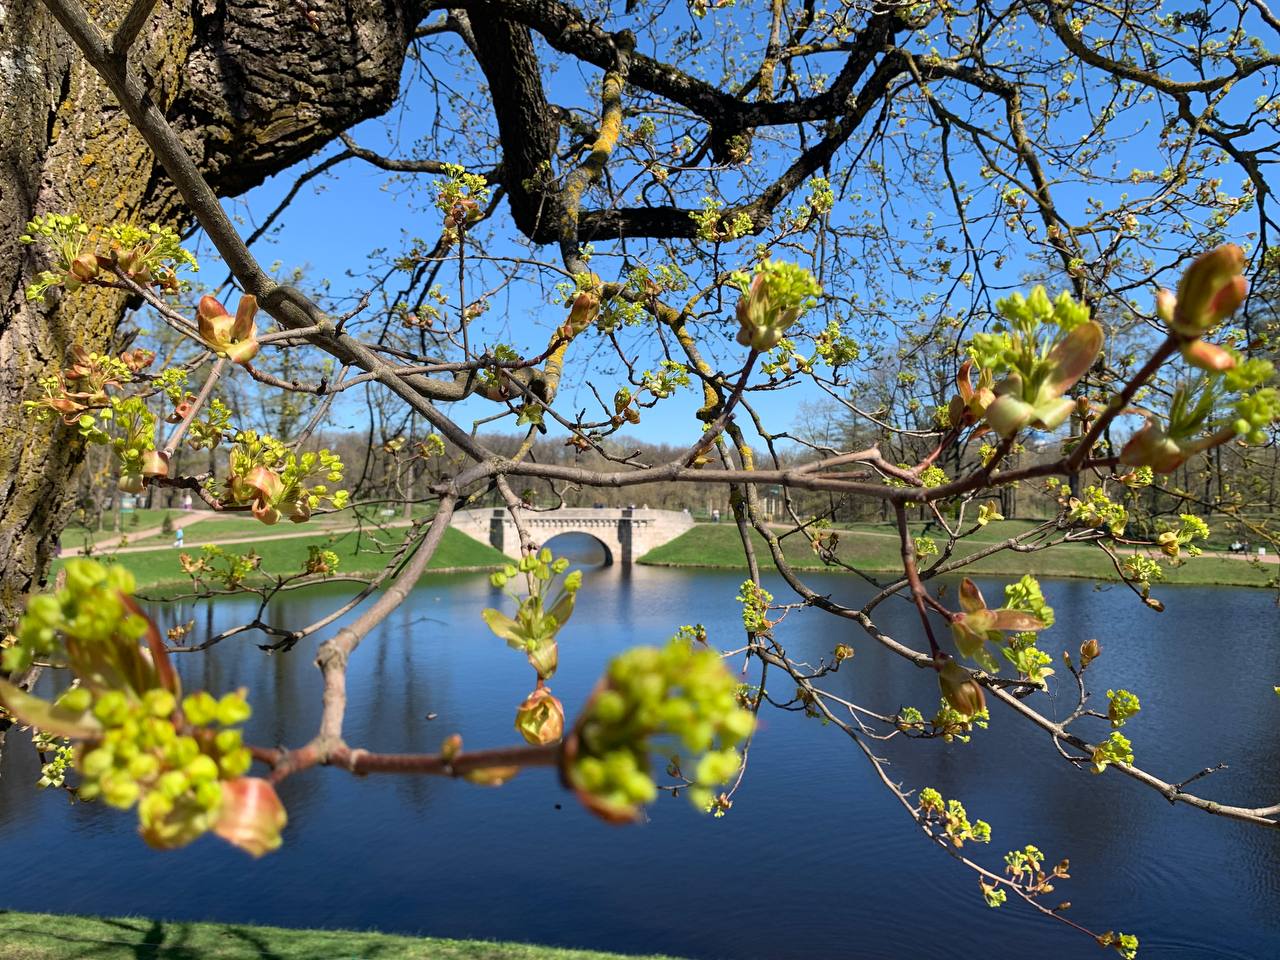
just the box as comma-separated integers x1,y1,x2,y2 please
62,508,176,547
639,522,1277,588
54,526,508,592
63,505,435,550
0,911,681,960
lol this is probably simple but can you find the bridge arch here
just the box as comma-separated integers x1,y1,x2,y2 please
540,531,615,566
450,507,694,567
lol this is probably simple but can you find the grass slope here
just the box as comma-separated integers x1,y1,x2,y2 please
639,522,1276,588
127,515,360,546
62,509,178,546
64,506,438,549
55,527,508,591
0,911,681,960
142,505,437,542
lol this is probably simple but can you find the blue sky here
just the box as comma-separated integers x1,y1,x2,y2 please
181,7,1271,449
198,66,836,446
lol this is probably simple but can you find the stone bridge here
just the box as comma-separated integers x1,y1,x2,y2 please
451,507,694,566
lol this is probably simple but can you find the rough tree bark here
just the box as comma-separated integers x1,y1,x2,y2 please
0,0,422,624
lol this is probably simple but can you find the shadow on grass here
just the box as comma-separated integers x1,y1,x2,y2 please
0,913,290,960
0,910,496,959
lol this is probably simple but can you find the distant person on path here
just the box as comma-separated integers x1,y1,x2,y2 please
712,508,721,523
174,527,185,549
182,492,193,511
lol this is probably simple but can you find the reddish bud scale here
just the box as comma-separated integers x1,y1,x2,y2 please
1180,339,1236,372
1120,424,1191,474
515,686,565,746
197,295,260,364
1168,245,1248,336
938,660,985,717
140,450,170,479
213,778,287,858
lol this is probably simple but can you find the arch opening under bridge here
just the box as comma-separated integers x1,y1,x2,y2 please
540,531,615,567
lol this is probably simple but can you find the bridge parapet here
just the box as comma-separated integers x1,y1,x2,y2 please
451,507,694,565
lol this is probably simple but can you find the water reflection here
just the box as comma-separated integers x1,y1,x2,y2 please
0,567,1276,959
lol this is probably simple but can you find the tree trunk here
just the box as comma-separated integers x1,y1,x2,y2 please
0,0,422,626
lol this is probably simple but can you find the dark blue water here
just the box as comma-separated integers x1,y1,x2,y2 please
1,543,1278,959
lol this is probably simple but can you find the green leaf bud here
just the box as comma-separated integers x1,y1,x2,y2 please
138,791,174,825
185,754,219,783
157,770,190,800
182,692,218,726
93,691,131,727
166,735,200,767
195,780,223,811
56,687,92,714
623,771,658,803
215,729,243,754
144,689,176,718
219,748,252,780
100,773,141,810
216,692,252,727
128,754,160,782
81,747,115,779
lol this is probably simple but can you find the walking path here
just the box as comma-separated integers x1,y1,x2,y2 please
62,510,216,556
61,514,417,558
1202,548,1278,564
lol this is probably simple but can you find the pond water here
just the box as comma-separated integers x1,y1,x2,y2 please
2,536,1279,959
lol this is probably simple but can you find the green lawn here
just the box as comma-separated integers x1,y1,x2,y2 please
62,509,178,546
639,522,1276,588
63,505,435,549
0,911,681,960
129,510,413,545
56,526,507,591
